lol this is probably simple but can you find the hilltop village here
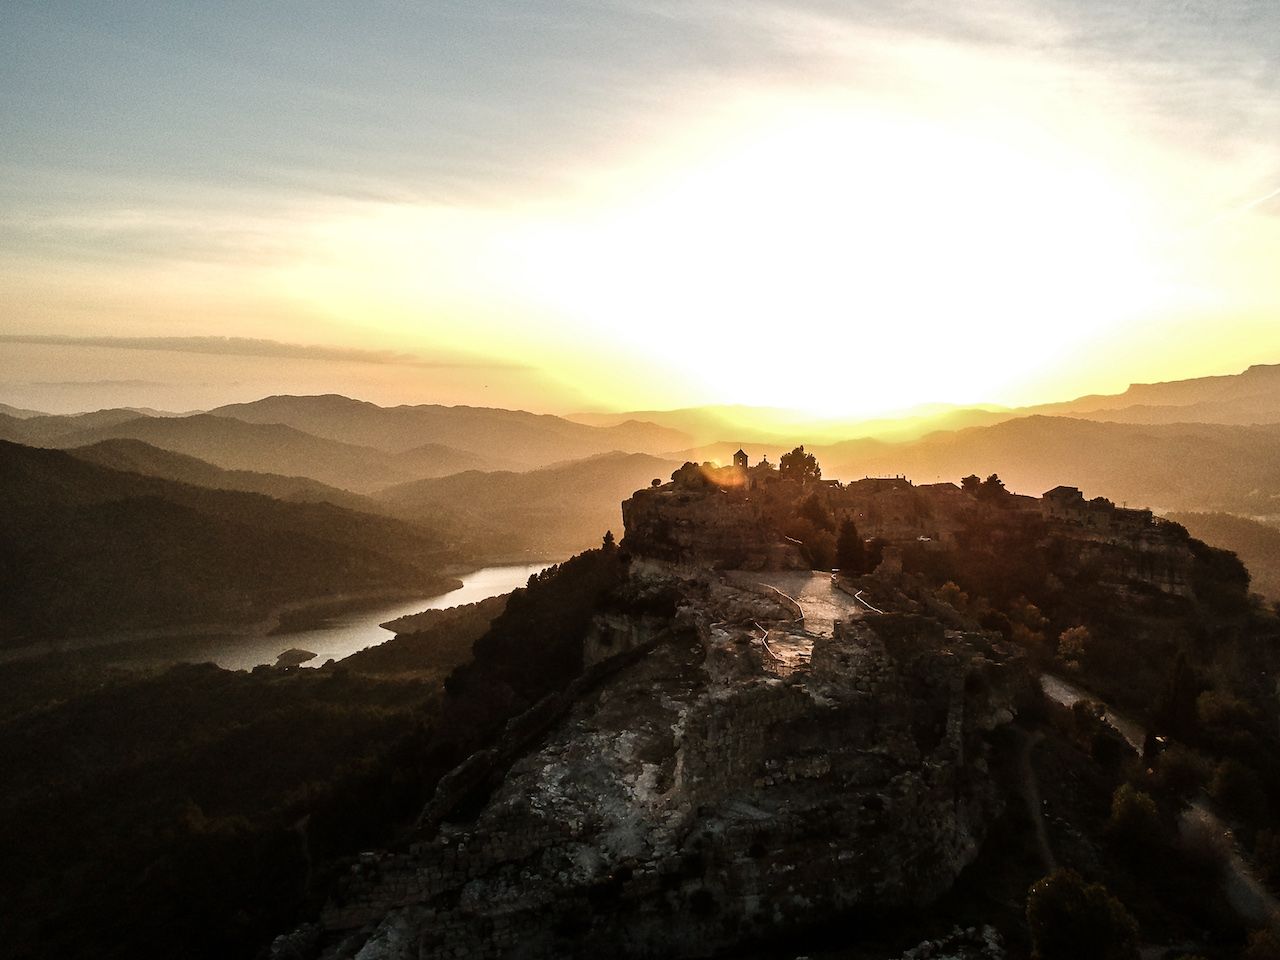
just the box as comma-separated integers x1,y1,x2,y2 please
270,448,1273,960
623,448,1202,600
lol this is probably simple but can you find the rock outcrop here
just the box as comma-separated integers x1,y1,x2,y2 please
621,486,807,570
286,565,1030,959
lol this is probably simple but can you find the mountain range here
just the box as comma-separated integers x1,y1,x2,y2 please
7,359,1280,640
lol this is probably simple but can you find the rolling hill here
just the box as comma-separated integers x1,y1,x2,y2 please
4,412,492,493
0,408,150,444
0,440,459,642
375,451,683,558
66,438,376,512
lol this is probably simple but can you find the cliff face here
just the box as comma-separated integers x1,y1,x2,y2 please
621,486,807,570
290,566,1029,960
1045,522,1198,599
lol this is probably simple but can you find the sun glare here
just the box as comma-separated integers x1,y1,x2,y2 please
496,102,1175,416
256,85,1271,418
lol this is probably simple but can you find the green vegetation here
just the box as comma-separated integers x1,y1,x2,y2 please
779,445,821,483
1026,869,1139,960
0,546,630,959
835,518,866,573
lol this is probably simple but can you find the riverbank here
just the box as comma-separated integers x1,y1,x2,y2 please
0,563,557,672
0,579,460,666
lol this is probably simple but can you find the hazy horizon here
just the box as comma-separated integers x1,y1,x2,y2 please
2,335,1279,422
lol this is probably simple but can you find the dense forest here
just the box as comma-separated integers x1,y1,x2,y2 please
0,546,628,959
0,441,458,641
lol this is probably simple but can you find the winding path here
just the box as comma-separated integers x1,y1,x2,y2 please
1041,672,1280,928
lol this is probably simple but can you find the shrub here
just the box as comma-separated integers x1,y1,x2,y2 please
1210,759,1267,823
1107,784,1163,851
1252,828,1280,888
1056,626,1091,671
937,581,968,612
1176,805,1233,870
1026,869,1139,960
1151,744,1211,800
1245,929,1280,960
1197,689,1257,730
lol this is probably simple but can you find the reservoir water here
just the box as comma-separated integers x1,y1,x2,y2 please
109,562,552,672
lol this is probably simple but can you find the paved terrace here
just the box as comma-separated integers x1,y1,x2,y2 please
724,571,868,673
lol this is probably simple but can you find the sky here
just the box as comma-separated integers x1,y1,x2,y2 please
1,0,1278,416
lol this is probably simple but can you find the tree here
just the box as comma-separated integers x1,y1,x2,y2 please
1026,869,1139,960
1245,929,1280,960
1057,626,1092,671
1106,784,1163,852
671,462,707,488
961,474,981,494
779,446,821,483
977,473,1007,501
937,580,969,612
602,530,616,550
1209,758,1267,821
1152,651,1203,740
799,493,834,532
836,519,866,574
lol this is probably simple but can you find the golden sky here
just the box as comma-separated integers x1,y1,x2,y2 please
2,1,1278,415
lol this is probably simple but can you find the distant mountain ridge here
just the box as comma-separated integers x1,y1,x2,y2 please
568,402,1012,446
814,416,1280,514
0,412,494,493
1022,363,1280,425
210,394,692,465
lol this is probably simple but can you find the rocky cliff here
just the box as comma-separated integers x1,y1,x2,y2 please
277,563,1030,960
621,486,807,570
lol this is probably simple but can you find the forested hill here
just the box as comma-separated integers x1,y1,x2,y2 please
67,438,375,512
0,441,458,642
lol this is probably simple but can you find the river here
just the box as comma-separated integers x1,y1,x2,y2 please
103,562,552,672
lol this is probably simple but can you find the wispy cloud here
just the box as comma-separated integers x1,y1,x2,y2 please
0,335,525,369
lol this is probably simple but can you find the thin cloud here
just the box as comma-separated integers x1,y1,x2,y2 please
0,335,526,369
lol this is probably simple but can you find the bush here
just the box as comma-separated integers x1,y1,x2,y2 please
1107,784,1163,851
1252,828,1280,889
1026,869,1139,960
1245,929,1280,960
1210,759,1267,823
1176,805,1233,870
1057,626,1091,671
1197,689,1258,733
1151,744,1210,800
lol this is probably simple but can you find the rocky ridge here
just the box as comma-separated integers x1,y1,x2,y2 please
279,561,1030,959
